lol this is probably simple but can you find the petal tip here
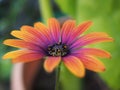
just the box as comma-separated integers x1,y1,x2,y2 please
10,30,17,36
103,68,106,71
111,38,114,42
43,57,61,73
83,20,93,26
100,67,106,72
108,54,112,59
48,17,57,20
99,66,106,72
20,25,29,30
87,21,93,24
78,71,85,78
34,22,40,26
2,55,7,60
48,18,59,25
3,39,10,45
3,40,7,45
108,37,114,42
44,64,54,73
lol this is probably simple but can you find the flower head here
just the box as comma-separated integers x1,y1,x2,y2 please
3,18,113,77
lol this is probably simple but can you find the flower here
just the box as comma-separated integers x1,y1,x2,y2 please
3,18,113,77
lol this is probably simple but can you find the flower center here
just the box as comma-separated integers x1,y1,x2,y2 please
47,42,69,57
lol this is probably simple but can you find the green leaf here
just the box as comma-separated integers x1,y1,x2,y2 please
55,0,76,17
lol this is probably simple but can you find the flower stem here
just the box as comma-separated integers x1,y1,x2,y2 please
55,62,61,90
38,0,53,23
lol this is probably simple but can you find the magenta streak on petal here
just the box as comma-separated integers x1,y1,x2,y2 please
66,21,92,45
12,30,48,49
71,54,106,72
25,31,51,48
51,23,61,43
61,21,75,44
71,48,111,59
21,26,50,46
49,19,61,43
12,52,44,63
35,27,54,45
36,33,52,47
66,28,80,45
70,37,111,49
71,48,86,54
34,23,54,45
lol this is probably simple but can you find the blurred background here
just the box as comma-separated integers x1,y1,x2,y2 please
0,0,120,90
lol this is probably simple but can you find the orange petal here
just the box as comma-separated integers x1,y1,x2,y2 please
44,56,61,72
12,53,43,63
3,39,42,51
11,30,41,45
69,21,92,42
79,55,106,72
48,18,60,43
34,22,53,44
21,25,49,45
63,56,85,78
34,22,50,36
61,20,76,43
21,26,44,40
75,21,92,35
79,32,113,43
72,48,111,58
3,50,36,59
81,37,113,46
71,32,113,49
81,32,109,39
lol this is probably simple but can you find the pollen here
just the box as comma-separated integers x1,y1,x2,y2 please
47,42,69,56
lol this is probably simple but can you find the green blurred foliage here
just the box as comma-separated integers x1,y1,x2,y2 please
0,0,27,80
55,0,120,90
55,0,76,17
0,38,13,80
0,0,26,32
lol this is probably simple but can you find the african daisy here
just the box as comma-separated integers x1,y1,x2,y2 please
3,18,113,77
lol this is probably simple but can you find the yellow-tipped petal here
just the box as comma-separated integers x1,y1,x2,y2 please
76,21,93,35
34,22,49,35
80,55,106,72
12,53,43,63
48,18,61,43
63,56,85,78
44,56,61,72
3,39,40,50
61,20,76,43
34,22,52,43
72,48,111,58
71,32,114,49
3,50,35,59
20,25,42,39
11,30,40,45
